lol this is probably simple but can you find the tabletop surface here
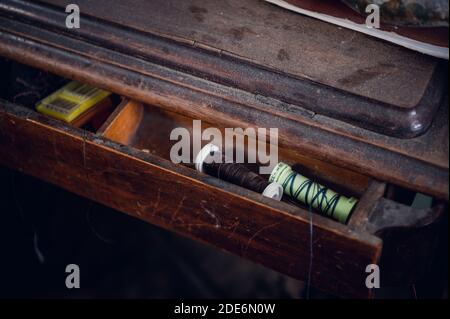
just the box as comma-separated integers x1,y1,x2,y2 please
41,0,439,109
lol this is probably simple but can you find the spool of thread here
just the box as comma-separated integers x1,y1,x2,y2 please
269,162,357,223
195,144,283,201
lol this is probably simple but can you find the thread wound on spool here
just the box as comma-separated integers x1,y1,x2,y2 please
269,162,357,223
195,144,282,201
195,143,220,173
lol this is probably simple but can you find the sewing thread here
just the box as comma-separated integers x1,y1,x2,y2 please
269,162,357,223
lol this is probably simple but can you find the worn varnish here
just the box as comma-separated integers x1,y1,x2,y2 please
0,0,447,298
41,0,438,108
0,97,445,296
0,100,383,298
0,21,447,199
0,0,446,138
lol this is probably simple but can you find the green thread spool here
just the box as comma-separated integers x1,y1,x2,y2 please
269,162,357,224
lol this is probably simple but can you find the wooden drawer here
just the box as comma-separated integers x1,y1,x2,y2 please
0,0,447,298
0,8,447,201
0,78,445,297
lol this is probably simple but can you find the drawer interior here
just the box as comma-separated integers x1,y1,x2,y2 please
99,98,373,220
0,58,389,224
0,58,121,133
100,99,369,197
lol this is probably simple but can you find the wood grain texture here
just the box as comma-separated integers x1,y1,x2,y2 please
348,180,386,230
0,0,445,138
100,99,143,144
40,0,438,109
0,100,382,298
0,27,446,199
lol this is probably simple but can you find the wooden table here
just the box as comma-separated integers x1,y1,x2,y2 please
0,0,448,298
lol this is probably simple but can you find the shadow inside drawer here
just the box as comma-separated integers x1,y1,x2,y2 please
0,58,121,133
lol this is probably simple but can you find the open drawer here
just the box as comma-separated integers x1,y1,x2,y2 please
0,60,446,297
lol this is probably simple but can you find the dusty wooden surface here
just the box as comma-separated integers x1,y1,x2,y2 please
0,0,443,138
41,0,438,109
0,27,446,199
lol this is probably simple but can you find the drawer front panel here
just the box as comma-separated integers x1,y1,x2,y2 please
0,100,381,298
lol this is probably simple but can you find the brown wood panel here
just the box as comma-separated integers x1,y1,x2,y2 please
0,27,446,199
40,0,438,109
100,99,143,144
0,0,444,138
0,100,382,298
312,98,450,171
349,180,386,230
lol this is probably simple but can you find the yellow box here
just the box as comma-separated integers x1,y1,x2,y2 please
36,81,111,123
